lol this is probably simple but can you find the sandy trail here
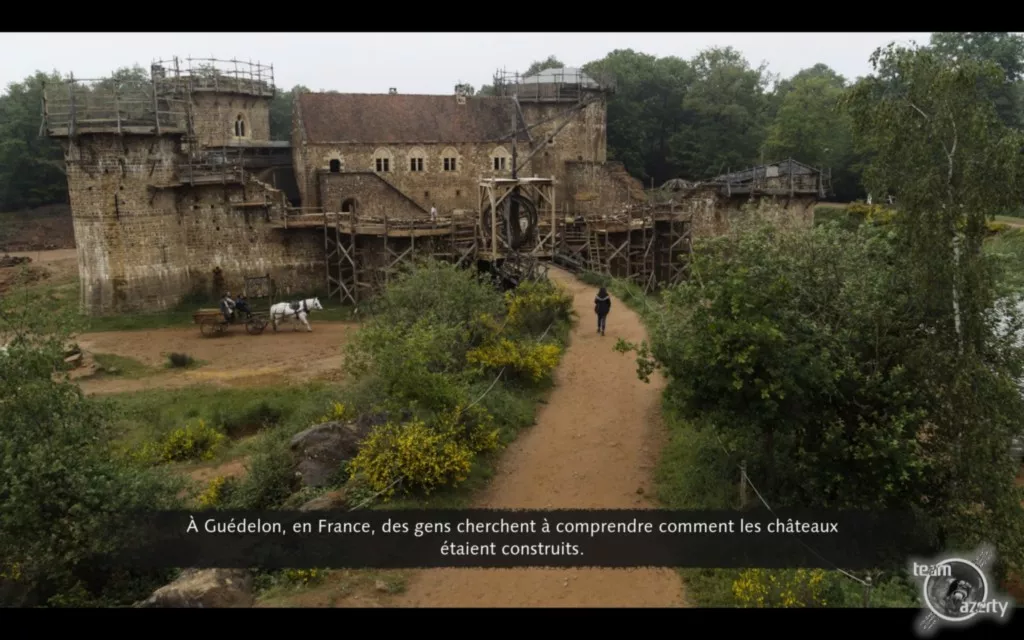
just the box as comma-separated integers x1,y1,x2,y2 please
371,267,687,607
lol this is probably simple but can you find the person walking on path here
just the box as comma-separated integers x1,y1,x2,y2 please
594,287,611,336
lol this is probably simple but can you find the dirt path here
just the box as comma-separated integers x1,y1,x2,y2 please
366,268,687,607
73,322,357,394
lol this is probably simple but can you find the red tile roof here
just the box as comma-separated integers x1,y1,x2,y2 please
297,93,530,145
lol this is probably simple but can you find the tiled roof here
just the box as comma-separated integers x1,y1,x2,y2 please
297,93,530,145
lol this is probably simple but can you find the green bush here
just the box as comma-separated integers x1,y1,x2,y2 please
626,212,1024,565
166,352,195,368
224,430,300,510
344,317,472,412
0,315,185,606
368,259,505,329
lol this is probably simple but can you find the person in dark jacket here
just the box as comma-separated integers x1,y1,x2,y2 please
235,294,252,318
594,287,611,336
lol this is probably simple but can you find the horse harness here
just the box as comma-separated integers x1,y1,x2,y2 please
288,300,309,315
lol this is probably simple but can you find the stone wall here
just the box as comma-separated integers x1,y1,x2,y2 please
317,172,426,220
178,174,324,302
518,97,607,203
300,142,519,214
293,94,611,214
564,160,646,214
64,133,190,314
190,93,271,149
65,133,324,316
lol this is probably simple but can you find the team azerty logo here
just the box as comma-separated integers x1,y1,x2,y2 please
911,542,1015,637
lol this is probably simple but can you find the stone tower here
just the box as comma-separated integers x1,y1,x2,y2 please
42,59,292,316
493,67,612,205
41,70,192,314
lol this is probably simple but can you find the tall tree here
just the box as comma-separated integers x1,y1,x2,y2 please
269,84,310,141
523,55,566,77
671,47,773,178
0,71,68,212
584,50,693,184
930,32,1024,128
763,64,863,200
845,42,1024,556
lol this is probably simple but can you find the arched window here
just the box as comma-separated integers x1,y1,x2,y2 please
372,147,393,173
408,147,426,172
329,159,341,172
341,198,357,213
491,146,511,172
234,114,246,137
441,146,459,172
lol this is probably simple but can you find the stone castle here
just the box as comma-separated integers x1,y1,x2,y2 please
42,58,826,316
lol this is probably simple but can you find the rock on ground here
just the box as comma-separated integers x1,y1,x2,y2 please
289,411,398,488
299,488,350,511
136,569,253,608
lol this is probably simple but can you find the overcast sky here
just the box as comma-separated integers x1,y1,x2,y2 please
1,32,930,94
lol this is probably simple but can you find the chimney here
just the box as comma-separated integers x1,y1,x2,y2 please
454,82,469,104
388,88,397,95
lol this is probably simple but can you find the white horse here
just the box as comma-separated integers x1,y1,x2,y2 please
270,297,323,332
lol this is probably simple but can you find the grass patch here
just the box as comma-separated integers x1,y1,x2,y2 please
985,227,1024,295
91,353,152,378
106,382,345,451
254,568,408,606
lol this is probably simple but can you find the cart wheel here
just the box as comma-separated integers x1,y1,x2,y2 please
200,322,217,337
246,318,266,335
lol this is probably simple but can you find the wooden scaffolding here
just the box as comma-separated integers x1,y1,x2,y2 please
312,210,478,305
478,177,556,260
285,192,691,305
554,205,692,292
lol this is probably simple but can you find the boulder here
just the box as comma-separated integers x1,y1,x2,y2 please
136,568,253,608
289,411,394,488
299,488,349,511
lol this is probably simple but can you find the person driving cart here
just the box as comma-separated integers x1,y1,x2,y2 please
220,292,236,322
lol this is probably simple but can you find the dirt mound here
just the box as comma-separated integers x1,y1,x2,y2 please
0,204,74,252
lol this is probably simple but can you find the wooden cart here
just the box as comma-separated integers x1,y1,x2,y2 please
193,274,274,337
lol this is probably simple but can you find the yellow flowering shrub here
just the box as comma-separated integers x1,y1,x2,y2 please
198,475,228,508
466,338,562,383
160,419,226,462
1,562,23,581
504,281,574,335
317,401,352,424
347,405,500,498
433,404,501,453
122,419,227,466
732,568,832,608
281,568,326,586
847,201,895,226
